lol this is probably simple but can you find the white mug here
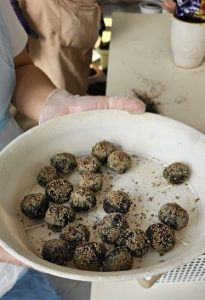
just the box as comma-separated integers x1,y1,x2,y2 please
170,15,205,68
139,2,162,14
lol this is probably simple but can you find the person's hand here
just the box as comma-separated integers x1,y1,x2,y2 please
39,89,145,123
163,0,176,13
0,246,24,266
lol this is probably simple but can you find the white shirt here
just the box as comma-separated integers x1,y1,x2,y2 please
0,0,27,57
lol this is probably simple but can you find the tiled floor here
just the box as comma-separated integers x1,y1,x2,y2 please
47,276,91,300
91,281,205,300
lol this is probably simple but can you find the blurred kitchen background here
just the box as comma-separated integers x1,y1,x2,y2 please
88,0,163,95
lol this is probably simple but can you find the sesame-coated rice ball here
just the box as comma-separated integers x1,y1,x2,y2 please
163,162,190,184
45,179,73,203
60,222,90,249
42,238,73,265
116,228,150,257
21,193,49,219
37,166,59,188
45,204,75,232
79,173,103,192
70,187,97,212
102,247,133,272
50,152,77,174
103,190,131,214
92,140,116,163
98,213,129,244
107,150,131,174
158,202,189,230
146,223,176,255
73,242,107,271
77,156,101,174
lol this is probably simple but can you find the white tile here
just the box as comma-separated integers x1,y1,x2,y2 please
91,281,205,300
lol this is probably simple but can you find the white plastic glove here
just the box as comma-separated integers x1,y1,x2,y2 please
0,263,25,297
0,247,25,297
39,89,145,124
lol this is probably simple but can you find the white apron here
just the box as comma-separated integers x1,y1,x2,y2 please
0,6,25,297
0,6,22,151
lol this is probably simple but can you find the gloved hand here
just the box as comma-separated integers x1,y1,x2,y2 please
39,89,145,124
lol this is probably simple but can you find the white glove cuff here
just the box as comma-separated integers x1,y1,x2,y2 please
39,89,72,124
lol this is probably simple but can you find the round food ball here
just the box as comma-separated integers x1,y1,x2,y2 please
60,222,90,249
98,213,129,244
103,190,132,214
163,162,190,184
45,204,75,232
107,150,131,174
45,179,73,203
73,242,107,271
92,140,116,163
116,229,150,257
77,156,101,174
42,238,73,265
21,193,49,219
50,152,77,174
146,223,176,255
37,166,59,188
158,202,189,230
70,188,97,212
102,247,133,272
79,173,103,192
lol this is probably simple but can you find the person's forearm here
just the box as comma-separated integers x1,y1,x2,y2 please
13,64,56,121
163,0,176,12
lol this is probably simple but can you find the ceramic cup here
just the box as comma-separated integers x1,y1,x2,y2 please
139,1,162,14
170,15,205,68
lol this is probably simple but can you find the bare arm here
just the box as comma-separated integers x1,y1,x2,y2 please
163,0,176,13
13,49,56,121
0,50,57,265
0,246,24,266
